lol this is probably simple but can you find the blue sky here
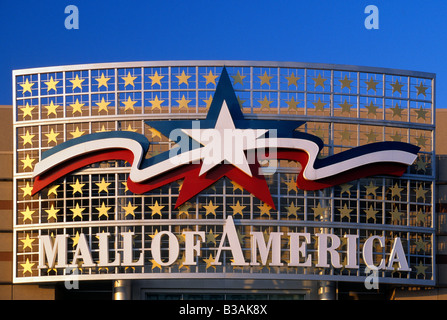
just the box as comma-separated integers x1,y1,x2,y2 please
0,0,446,107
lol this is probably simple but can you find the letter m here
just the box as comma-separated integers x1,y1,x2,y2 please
38,234,69,269
250,232,283,266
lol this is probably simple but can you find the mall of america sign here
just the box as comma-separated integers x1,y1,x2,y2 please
13,63,434,285
39,216,410,272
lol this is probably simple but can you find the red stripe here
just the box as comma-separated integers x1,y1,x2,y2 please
33,148,409,208
32,149,134,195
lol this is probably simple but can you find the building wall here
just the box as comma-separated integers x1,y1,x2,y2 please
0,105,54,300
393,109,447,299
4,61,441,299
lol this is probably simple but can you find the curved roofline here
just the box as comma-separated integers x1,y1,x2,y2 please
13,60,435,79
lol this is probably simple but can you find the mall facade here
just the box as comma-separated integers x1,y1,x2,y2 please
1,61,445,300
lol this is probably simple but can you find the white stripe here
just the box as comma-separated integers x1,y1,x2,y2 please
33,137,417,184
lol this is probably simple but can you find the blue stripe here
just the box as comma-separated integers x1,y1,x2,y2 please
314,141,420,169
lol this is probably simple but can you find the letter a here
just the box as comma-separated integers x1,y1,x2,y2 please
65,5,79,30
364,5,379,30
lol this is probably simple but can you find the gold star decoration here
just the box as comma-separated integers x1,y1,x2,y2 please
96,125,110,133
21,154,35,170
47,184,60,197
70,127,85,139
415,82,428,97
21,234,35,250
203,70,218,85
339,203,353,220
258,71,273,86
282,176,297,193
340,183,353,196
285,96,300,111
70,203,85,220
231,70,246,86
415,208,427,225
414,134,428,148
365,205,379,222
96,178,111,193
21,182,33,198
389,183,404,199
390,132,403,142
312,203,326,220
339,99,353,114
179,247,195,266
176,95,191,110
390,79,404,94
365,77,379,92
96,73,111,89
257,202,272,218
96,97,111,113
390,103,403,118
415,237,427,252
70,231,81,248
21,130,35,147
45,204,59,221
339,75,353,90
20,102,35,119
286,201,300,218
203,200,219,217
45,101,59,116
149,201,165,217
122,72,137,88
365,129,379,143
177,202,192,218
96,202,112,218
339,128,352,142
177,253,190,271
176,70,191,86
45,128,60,145
415,157,428,172
203,95,213,109
230,180,244,192
21,206,35,222
415,261,428,277
149,71,164,86
390,207,404,223
20,78,34,94
365,101,379,115
122,201,138,218
414,106,428,120
122,96,137,112
148,127,161,139
206,229,219,246
312,74,327,89
70,99,85,115
364,181,378,197
258,96,273,111
312,97,327,112
124,124,137,132
148,95,164,111
20,258,35,275
414,184,428,201
70,179,85,195
230,201,246,217
70,74,84,90
122,181,129,193
285,72,300,87
203,254,216,270
45,76,59,92
150,258,162,270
